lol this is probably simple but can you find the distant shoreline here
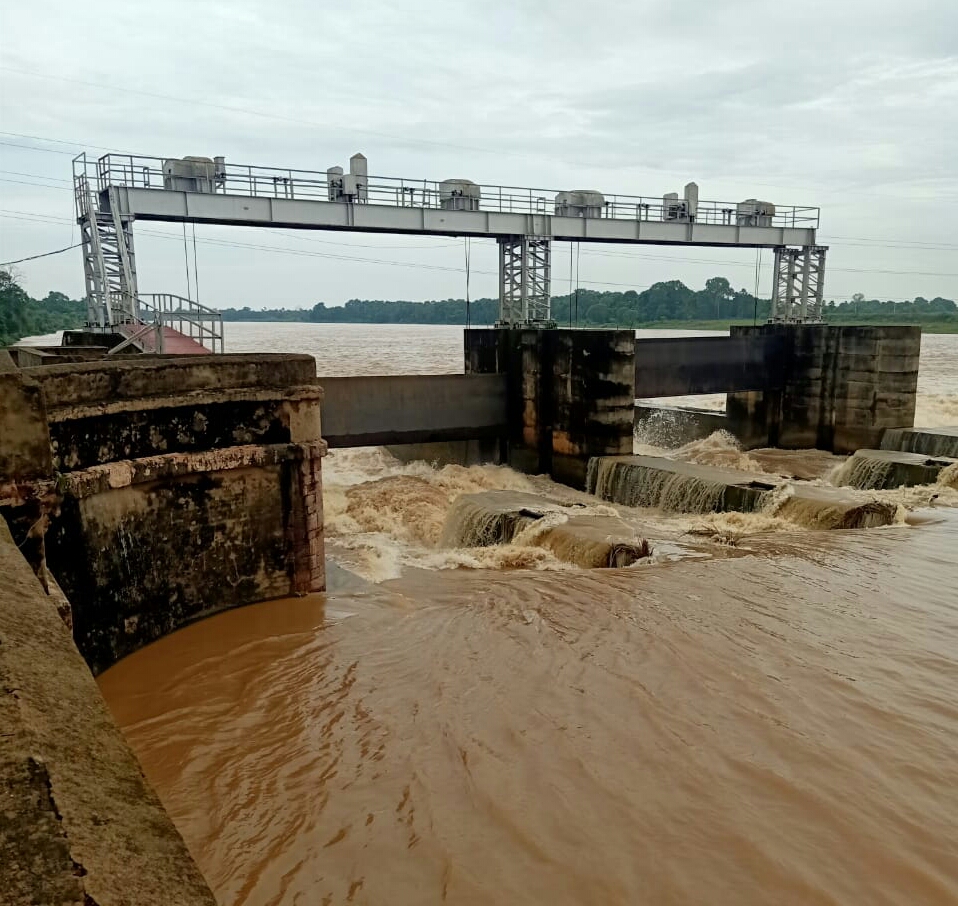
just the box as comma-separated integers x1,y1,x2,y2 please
219,318,958,334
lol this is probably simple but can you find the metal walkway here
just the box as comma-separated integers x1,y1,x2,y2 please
73,151,828,326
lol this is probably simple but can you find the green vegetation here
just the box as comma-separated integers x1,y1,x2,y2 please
0,270,86,346
3,269,956,342
221,278,958,331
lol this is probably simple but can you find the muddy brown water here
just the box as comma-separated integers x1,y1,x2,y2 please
95,325,958,905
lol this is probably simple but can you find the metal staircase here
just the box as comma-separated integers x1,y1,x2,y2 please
75,176,139,329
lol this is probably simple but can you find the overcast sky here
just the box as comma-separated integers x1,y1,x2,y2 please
1,0,956,308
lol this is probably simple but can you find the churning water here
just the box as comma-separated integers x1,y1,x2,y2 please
97,324,958,905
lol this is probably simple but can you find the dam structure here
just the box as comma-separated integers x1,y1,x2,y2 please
3,152,953,901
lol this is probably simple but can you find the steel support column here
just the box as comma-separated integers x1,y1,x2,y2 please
496,236,554,327
769,245,827,323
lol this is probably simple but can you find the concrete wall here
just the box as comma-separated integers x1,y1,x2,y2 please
465,329,634,487
634,334,783,397
0,373,52,484
0,519,217,905
2,354,326,673
727,325,921,452
320,373,507,447
46,450,302,674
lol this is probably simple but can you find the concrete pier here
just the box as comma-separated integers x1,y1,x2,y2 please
727,325,921,452
465,329,635,487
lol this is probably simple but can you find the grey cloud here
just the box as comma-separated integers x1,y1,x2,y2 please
0,0,955,307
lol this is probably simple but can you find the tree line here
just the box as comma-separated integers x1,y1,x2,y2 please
220,278,958,327
0,270,86,346
2,269,956,347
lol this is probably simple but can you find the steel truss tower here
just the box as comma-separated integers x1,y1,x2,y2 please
496,236,555,327
769,245,828,323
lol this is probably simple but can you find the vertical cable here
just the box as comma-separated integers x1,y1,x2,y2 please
182,222,192,300
192,223,201,303
575,241,581,327
568,242,573,328
464,237,471,328
753,248,762,325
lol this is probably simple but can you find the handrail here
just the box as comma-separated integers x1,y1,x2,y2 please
137,293,225,354
72,152,821,230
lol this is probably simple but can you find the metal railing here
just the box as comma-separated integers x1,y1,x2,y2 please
137,293,225,354
73,153,820,230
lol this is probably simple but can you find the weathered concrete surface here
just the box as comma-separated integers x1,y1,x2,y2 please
587,455,897,527
634,334,783,397
728,325,921,453
830,448,958,490
0,520,217,905
319,373,507,447
48,393,313,471
1,354,327,673
880,426,958,459
441,490,650,567
465,329,635,487
46,443,325,674
27,353,319,411
0,373,53,483
8,344,112,368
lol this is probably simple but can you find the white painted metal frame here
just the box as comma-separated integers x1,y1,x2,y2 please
769,246,828,323
72,152,825,329
497,237,554,326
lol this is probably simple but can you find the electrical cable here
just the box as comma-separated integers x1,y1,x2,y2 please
0,243,81,266
753,248,762,325
192,223,201,303
464,237,471,328
182,223,192,300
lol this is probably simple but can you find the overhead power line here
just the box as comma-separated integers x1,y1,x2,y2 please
0,243,81,266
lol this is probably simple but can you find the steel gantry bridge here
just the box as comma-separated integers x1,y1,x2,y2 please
72,150,828,350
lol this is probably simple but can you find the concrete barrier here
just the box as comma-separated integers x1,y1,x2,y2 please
319,373,507,447
635,334,782,397
440,490,650,567
727,325,921,452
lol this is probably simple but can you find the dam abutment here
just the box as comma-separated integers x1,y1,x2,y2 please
1,354,328,672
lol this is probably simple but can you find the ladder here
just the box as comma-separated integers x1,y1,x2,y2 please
75,177,139,329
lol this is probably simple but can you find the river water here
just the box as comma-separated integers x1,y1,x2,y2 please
97,324,958,906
